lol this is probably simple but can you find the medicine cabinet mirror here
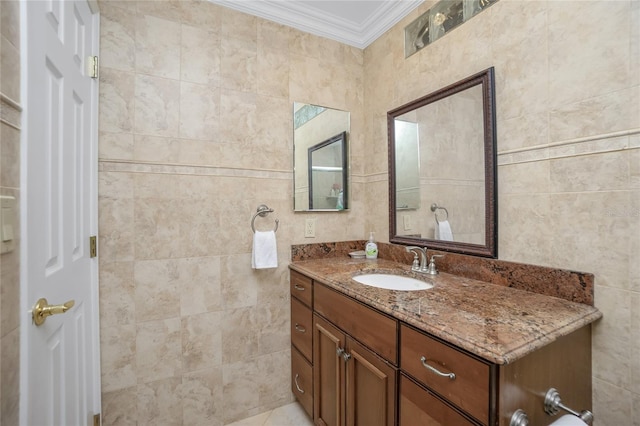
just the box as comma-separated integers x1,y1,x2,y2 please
388,67,497,257
294,103,350,211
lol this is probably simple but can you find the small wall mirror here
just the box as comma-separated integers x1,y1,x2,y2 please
294,103,350,211
388,67,497,257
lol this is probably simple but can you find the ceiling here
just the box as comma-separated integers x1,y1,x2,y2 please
208,0,425,49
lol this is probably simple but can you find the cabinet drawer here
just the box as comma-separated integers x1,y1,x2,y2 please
291,345,313,419
314,283,398,364
290,270,313,307
401,324,490,424
399,374,475,426
291,297,313,361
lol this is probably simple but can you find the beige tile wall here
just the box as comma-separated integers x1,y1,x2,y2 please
97,1,364,424
0,1,20,424
363,0,639,424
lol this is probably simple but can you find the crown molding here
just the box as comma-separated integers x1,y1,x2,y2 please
208,0,423,49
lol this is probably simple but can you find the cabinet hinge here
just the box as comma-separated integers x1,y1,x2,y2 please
89,56,99,79
93,413,101,426
89,236,97,258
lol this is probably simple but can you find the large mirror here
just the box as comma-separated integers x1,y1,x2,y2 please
294,103,350,211
388,67,497,257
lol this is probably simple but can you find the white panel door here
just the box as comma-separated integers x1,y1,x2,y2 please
22,1,100,425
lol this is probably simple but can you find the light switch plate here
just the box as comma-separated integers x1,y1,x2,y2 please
1,195,16,254
403,215,412,231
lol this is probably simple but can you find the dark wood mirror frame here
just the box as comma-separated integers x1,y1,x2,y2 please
387,67,497,257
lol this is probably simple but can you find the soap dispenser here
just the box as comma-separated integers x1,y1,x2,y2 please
365,231,378,259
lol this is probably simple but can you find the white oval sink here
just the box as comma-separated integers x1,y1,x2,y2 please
352,274,433,291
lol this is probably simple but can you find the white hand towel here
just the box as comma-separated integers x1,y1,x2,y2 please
435,220,454,241
252,230,278,269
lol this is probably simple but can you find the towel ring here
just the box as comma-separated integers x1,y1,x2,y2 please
251,204,279,233
430,203,449,224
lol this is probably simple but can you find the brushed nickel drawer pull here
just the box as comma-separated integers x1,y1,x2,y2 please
294,323,306,333
420,356,456,380
294,374,304,394
293,284,305,291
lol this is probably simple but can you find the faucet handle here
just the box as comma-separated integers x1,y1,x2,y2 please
426,254,444,275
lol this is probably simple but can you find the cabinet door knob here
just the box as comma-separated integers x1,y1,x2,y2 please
420,356,456,380
294,323,306,333
293,284,305,291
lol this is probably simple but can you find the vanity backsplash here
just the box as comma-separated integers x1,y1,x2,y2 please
291,241,594,306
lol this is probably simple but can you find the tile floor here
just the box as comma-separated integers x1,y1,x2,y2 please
226,402,314,426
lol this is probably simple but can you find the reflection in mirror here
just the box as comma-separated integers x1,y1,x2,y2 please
388,67,497,257
294,103,350,211
309,132,347,210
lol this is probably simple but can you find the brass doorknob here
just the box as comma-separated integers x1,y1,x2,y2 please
32,298,75,326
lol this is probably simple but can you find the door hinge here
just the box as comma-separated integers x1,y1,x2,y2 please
89,236,97,258
93,413,101,426
89,55,99,79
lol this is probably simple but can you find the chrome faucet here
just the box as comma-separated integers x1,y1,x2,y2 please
405,246,444,275
405,246,427,272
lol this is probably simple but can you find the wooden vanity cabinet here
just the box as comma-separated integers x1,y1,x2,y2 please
313,312,397,426
290,270,314,418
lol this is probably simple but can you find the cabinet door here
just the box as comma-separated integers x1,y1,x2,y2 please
346,337,397,426
314,314,347,426
399,375,475,426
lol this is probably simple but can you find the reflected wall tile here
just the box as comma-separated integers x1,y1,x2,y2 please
134,259,181,322
220,38,257,93
182,311,223,372
100,323,136,393
136,318,182,384
181,368,224,426
137,377,183,425
548,1,630,108
100,3,135,72
99,68,135,134
102,386,137,426
180,24,221,86
179,82,220,140
134,75,180,138
135,14,181,79
178,256,222,316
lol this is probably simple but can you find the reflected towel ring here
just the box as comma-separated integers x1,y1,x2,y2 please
251,204,279,233
430,203,449,224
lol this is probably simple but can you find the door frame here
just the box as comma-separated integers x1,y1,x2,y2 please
18,0,101,423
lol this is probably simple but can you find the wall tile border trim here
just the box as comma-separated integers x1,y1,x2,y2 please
498,128,640,166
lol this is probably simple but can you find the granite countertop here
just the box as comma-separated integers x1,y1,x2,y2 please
289,257,602,365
